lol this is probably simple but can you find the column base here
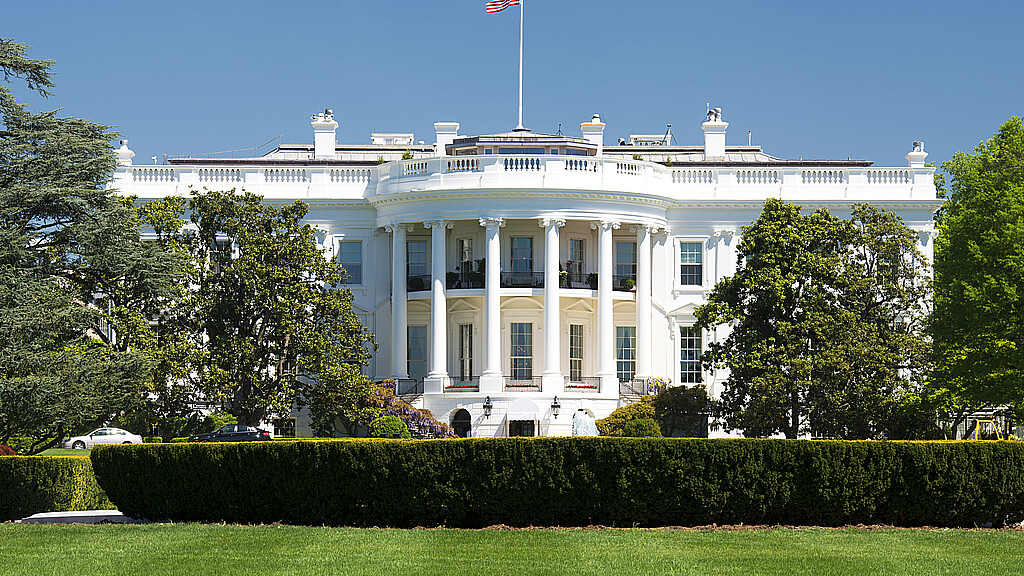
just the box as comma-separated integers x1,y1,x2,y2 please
424,374,448,394
479,372,503,394
541,372,565,394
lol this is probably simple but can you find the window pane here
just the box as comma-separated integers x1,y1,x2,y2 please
616,326,636,382
338,240,362,284
408,325,427,381
511,237,533,273
680,242,703,285
615,242,636,280
459,324,473,380
408,241,427,277
679,326,702,383
569,324,584,381
510,323,533,379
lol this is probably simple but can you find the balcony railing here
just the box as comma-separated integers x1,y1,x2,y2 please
446,271,485,289
501,271,544,288
564,376,601,392
407,274,431,292
444,376,480,392
612,274,636,292
619,378,661,396
504,376,542,391
394,378,424,395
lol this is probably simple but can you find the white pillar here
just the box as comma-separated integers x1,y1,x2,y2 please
593,220,619,391
541,218,565,392
425,220,452,391
479,217,505,392
386,223,411,379
634,224,655,379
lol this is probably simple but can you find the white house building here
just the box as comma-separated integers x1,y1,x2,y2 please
112,108,940,438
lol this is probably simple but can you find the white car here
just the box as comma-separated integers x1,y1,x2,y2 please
63,427,143,449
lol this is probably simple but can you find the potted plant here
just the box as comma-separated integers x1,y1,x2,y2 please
586,272,598,290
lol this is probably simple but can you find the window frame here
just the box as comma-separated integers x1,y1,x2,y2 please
337,239,364,285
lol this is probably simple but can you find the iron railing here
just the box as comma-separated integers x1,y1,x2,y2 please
394,378,423,395
501,271,545,288
444,376,480,392
504,376,542,391
407,274,431,292
564,376,601,392
619,377,661,396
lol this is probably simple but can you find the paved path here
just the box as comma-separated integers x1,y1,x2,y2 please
16,510,146,524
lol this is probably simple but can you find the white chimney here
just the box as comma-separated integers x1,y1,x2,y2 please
580,113,606,156
434,122,459,157
311,109,338,159
116,139,135,166
702,107,728,160
906,141,928,167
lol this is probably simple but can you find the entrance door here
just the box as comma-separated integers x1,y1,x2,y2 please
452,409,472,438
509,420,535,437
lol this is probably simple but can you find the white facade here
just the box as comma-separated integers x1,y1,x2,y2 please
112,110,940,438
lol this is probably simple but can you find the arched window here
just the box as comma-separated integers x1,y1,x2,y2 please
451,409,472,438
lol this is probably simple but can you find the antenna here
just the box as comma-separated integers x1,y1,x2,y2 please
748,131,751,146
557,123,563,136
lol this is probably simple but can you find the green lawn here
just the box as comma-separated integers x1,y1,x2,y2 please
35,448,91,457
1,524,1022,576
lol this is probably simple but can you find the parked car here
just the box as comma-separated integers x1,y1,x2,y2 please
188,425,272,443
63,427,143,449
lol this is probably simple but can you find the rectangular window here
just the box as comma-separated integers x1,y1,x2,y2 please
458,323,473,380
408,325,427,382
616,326,636,382
569,324,584,382
680,242,703,286
568,239,585,285
210,239,232,275
458,238,473,271
407,240,427,277
510,322,533,380
511,237,533,272
338,241,362,285
615,241,637,283
498,147,545,155
680,326,702,384
272,418,296,438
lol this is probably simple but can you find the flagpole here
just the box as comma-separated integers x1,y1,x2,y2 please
515,0,525,130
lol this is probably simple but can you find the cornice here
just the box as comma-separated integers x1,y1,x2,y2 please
368,188,674,209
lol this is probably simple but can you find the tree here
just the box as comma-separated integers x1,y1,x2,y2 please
0,38,180,453
144,189,377,427
596,397,655,436
695,199,931,439
930,117,1024,432
651,385,712,437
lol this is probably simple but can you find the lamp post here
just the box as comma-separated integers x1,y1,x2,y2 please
551,396,561,418
483,396,493,418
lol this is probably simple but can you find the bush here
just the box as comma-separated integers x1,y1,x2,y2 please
0,444,16,456
169,437,189,444
596,398,655,436
622,418,662,437
90,438,1024,528
143,437,164,444
0,456,113,521
369,416,411,439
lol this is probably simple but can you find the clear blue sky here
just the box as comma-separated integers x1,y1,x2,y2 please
5,0,1022,168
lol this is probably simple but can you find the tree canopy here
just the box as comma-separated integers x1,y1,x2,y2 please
930,117,1024,430
695,199,931,439
142,189,378,428
0,38,180,452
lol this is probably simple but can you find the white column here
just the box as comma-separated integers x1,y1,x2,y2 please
541,218,565,392
386,223,411,379
633,224,656,379
425,220,452,391
593,220,619,391
479,217,505,392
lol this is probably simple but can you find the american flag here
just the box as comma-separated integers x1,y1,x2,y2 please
486,0,520,14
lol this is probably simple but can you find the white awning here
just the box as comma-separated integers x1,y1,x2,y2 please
506,398,540,421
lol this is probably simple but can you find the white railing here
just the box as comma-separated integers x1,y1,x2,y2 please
115,155,933,202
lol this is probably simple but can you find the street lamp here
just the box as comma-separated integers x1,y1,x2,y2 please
483,396,493,418
551,396,561,418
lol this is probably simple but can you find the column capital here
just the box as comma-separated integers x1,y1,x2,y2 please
629,223,661,234
712,228,737,239
384,223,415,233
423,220,454,229
590,220,620,231
538,218,566,228
479,217,506,229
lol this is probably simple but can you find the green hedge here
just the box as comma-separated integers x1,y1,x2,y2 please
90,438,1024,528
0,456,114,521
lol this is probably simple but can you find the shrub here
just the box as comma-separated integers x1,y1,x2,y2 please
621,418,662,437
369,382,455,438
0,444,16,456
143,437,164,444
596,398,655,436
369,416,411,439
169,437,189,443
91,439,1024,528
0,456,113,521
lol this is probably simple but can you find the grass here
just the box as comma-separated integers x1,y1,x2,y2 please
1,524,1022,576
35,448,91,457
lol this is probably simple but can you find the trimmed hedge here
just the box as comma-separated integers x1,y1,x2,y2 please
0,456,114,521
90,438,1024,528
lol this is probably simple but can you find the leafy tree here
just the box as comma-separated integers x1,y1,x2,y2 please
695,199,931,439
621,418,662,437
143,189,377,427
930,117,1024,432
651,385,712,437
0,38,179,453
368,415,411,439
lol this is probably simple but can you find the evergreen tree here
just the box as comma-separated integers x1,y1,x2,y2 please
0,38,180,452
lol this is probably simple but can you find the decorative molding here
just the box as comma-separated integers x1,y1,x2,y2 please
383,223,416,233
478,217,506,229
423,220,454,229
712,228,737,239
538,218,566,228
591,220,620,231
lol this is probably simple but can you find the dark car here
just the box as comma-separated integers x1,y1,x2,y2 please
188,424,272,443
